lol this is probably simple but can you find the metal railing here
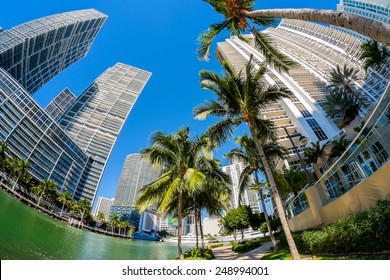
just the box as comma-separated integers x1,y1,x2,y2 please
286,80,390,218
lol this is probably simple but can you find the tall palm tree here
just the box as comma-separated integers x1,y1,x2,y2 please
303,140,329,178
327,65,366,107
58,191,72,216
198,1,295,71
194,56,301,259
190,157,231,248
0,141,9,168
280,168,307,198
225,132,282,252
360,40,389,72
32,179,56,206
77,199,91,228
329,135,352,160
322,89,361,128
10,157,30,191
199,0,390,60
109,214,120,233
95,212,106,228
135,127,216,259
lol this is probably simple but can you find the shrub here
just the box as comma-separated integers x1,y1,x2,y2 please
231,238,263,253
184,247,215,260
279,198,390,255
207,243,224,249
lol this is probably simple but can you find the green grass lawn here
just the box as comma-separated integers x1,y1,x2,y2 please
260,249,390,260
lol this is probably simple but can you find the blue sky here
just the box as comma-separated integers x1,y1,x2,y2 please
1,0,338,208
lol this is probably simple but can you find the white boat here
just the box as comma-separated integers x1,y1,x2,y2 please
131,231,163,242
165,233,209,244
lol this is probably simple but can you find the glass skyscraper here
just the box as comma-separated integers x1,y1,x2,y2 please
0,10,152,204
44,88,76,122
0,9,107,94
60,65,152,201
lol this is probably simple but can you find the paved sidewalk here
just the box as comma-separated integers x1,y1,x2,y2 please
212,242,274,260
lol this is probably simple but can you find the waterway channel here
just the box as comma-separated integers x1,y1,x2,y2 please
0,189,188,260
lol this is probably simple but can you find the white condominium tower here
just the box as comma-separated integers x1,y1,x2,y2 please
59,65,152,202
222,162,260,212
217,17,389,171
94,197,114,220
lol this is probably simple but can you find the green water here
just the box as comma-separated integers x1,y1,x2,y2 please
0,190,186,260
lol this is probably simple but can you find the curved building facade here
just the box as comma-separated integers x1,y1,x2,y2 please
0,9,107,94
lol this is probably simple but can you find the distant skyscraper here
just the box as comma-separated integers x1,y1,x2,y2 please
222,162,260,212
60,65,152,202
94,197,114,220
113,154,161,206
110,153,161,229
0,9,107,94
45,88,76,122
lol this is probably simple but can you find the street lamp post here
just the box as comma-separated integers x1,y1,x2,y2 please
283,126,312,184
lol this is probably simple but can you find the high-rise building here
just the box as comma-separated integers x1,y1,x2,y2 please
0,10,152,205
112,154,161,206
60,67,152,202
217,17,389,171
0,10,108,199
0,9,107,94
44,88,76,122
222,162,260,212
0,68,91,196
110,153,161,228
94,197,114,220
337,0,390,24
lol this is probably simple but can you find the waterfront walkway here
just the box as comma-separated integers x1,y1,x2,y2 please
212,242,274,260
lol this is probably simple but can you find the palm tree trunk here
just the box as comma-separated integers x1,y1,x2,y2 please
248,123,300,260
242,9,390,46
199,211,205,249
178,191,184,259
254,171,278,252
194,200,199,248
60,202,65,217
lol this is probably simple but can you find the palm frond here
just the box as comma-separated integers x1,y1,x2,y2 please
250,28,297,72
197,20,232,61
206,117,241,147
193,100,227,120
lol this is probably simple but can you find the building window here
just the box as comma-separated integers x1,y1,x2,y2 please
306,118,328,141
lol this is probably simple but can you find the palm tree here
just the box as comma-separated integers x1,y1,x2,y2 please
0,141,9,169
77,199,91,228
322,89,361,128
327,65,366,107
199,0,390,60
32,179,56,206
329,135,352,160
225,132,281,252
58,191,72,216
95,212,106,228
280,168,307,198
303,140,329,178
198,1,295,71
109,214,120,233
360,40,389,72
194,56,301,259
10,157,30,191
190,157,231,248
135,127,216,259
